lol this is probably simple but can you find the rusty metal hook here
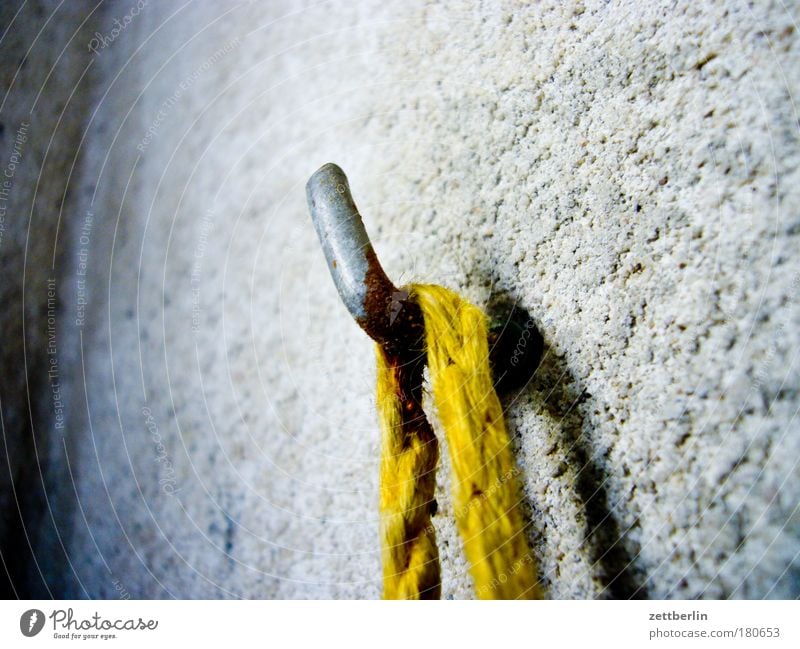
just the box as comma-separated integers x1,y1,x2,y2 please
305,162,542,390
306,162,424,356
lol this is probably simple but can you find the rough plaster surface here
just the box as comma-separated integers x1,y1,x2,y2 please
1,0,798,599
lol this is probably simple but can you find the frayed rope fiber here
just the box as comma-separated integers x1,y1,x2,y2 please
376,283,542,600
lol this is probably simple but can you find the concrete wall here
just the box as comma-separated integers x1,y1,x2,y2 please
1,0,798,598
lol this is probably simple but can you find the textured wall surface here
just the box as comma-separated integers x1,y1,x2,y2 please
1,0,798,599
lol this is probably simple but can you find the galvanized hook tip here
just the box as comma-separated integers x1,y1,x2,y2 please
305,163,543,391
306,163,408,347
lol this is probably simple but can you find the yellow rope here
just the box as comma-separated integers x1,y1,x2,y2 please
377,283,542,600
376,344,440,599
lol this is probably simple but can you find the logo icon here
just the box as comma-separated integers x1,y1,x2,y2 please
388,289,408,325
20,609,45,637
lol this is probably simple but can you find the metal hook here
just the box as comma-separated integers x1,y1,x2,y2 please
306,163,424,355
305,162,542,390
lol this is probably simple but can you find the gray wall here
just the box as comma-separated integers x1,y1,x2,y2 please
1,0,798,599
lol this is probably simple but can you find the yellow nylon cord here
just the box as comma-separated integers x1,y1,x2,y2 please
376,345,440,599
377,283,542,600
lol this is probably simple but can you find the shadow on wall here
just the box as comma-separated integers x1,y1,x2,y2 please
489,291,646,599
0,1,94,598
533,344,645,598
